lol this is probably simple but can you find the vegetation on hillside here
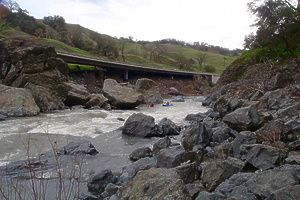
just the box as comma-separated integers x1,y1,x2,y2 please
233,0,300,66
0,0,243,74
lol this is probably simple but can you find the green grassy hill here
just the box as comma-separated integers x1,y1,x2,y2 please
0,18,240,74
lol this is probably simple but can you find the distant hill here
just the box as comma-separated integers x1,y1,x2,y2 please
0,6,243,74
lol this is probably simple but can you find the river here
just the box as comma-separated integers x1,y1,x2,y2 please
0,98,208,171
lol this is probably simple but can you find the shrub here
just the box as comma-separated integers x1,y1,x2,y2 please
203,65,216,73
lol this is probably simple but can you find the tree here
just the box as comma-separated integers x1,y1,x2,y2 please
43,15,66,31
2,0,20,12
245,0,300,56
195,52,208,70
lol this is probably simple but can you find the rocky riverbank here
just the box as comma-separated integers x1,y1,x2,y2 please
0,38,299,199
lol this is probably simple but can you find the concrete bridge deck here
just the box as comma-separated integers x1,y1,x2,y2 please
57,52,214,83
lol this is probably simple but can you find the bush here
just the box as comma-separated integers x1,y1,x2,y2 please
203,65,216,73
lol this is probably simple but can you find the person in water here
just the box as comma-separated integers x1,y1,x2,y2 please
149,103,154,107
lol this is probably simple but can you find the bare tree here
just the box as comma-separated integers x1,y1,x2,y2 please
195,52,208,70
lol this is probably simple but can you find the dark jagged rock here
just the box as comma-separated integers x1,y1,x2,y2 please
240,144,288,170
215,173,256,200
120,157,157,183
182,121,212,151
129,147,153,161
246,164,300,199
152,137,172,155
223,106,263,132
266,185,300,200
156,145,202,169
156,117,181,136
87,169,118,194
122,113,155,138
200,157,245,191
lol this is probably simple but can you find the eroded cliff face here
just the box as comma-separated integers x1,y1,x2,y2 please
0,38,70,112
203,58,300,113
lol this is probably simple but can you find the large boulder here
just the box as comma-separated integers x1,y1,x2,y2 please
0,38,70,112
122,113,155,137
120,168,190,200
246,164,300,199
87,169,118,194
64,82,90,106
134,78,163,104
0,84,40,117
223,106,263,132
200,157,245,191
240,144,288,170
85,94,109,109
103,79,144,109
181,121,212,151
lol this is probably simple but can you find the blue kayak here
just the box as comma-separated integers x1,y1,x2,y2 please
162,103,174,106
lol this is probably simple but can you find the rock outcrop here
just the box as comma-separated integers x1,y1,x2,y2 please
0,38,70,111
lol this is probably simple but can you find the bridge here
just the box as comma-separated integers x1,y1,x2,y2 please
57,52,214,83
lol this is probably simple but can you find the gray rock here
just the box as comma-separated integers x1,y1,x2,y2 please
259,88,295,110
175,162,200,184
156,145,186,168
134,78,163,104
185,112,207,121
182,121,212,151
276,103,300,119
200,157,245,191
193,96,205,102
171,95,185,102
103,79,144,109
87,169,118,194
152,137,172,155
240,144,288,170
85,94,109,109
215,173,257,200
196,191,226,200
266,185,300,200
64,82,90,106
246,164,300,199
223,106,263,132
156,145,201,169
0,113,6,121
55,139,99,156
122,113,155,137
0,84,40,117
156,117,181,136
129,147,153,161
285,151,300,165
231,131,257,158
120,168,191,200
120,157,157,182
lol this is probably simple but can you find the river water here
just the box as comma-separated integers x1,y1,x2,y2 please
0,98,208,172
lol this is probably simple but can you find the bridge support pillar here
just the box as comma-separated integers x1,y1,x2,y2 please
124,69,129,80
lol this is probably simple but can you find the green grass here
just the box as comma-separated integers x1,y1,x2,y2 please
68,63,96,71
0,22,239,74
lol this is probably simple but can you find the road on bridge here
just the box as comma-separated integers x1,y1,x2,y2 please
57,52,214,83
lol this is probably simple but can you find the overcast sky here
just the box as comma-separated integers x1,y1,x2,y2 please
14,0,256,49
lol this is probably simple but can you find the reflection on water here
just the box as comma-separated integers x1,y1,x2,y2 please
0,98,208,167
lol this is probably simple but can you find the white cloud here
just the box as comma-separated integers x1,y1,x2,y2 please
16,0,255,49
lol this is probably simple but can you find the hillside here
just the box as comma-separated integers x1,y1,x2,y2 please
0,8,241,74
